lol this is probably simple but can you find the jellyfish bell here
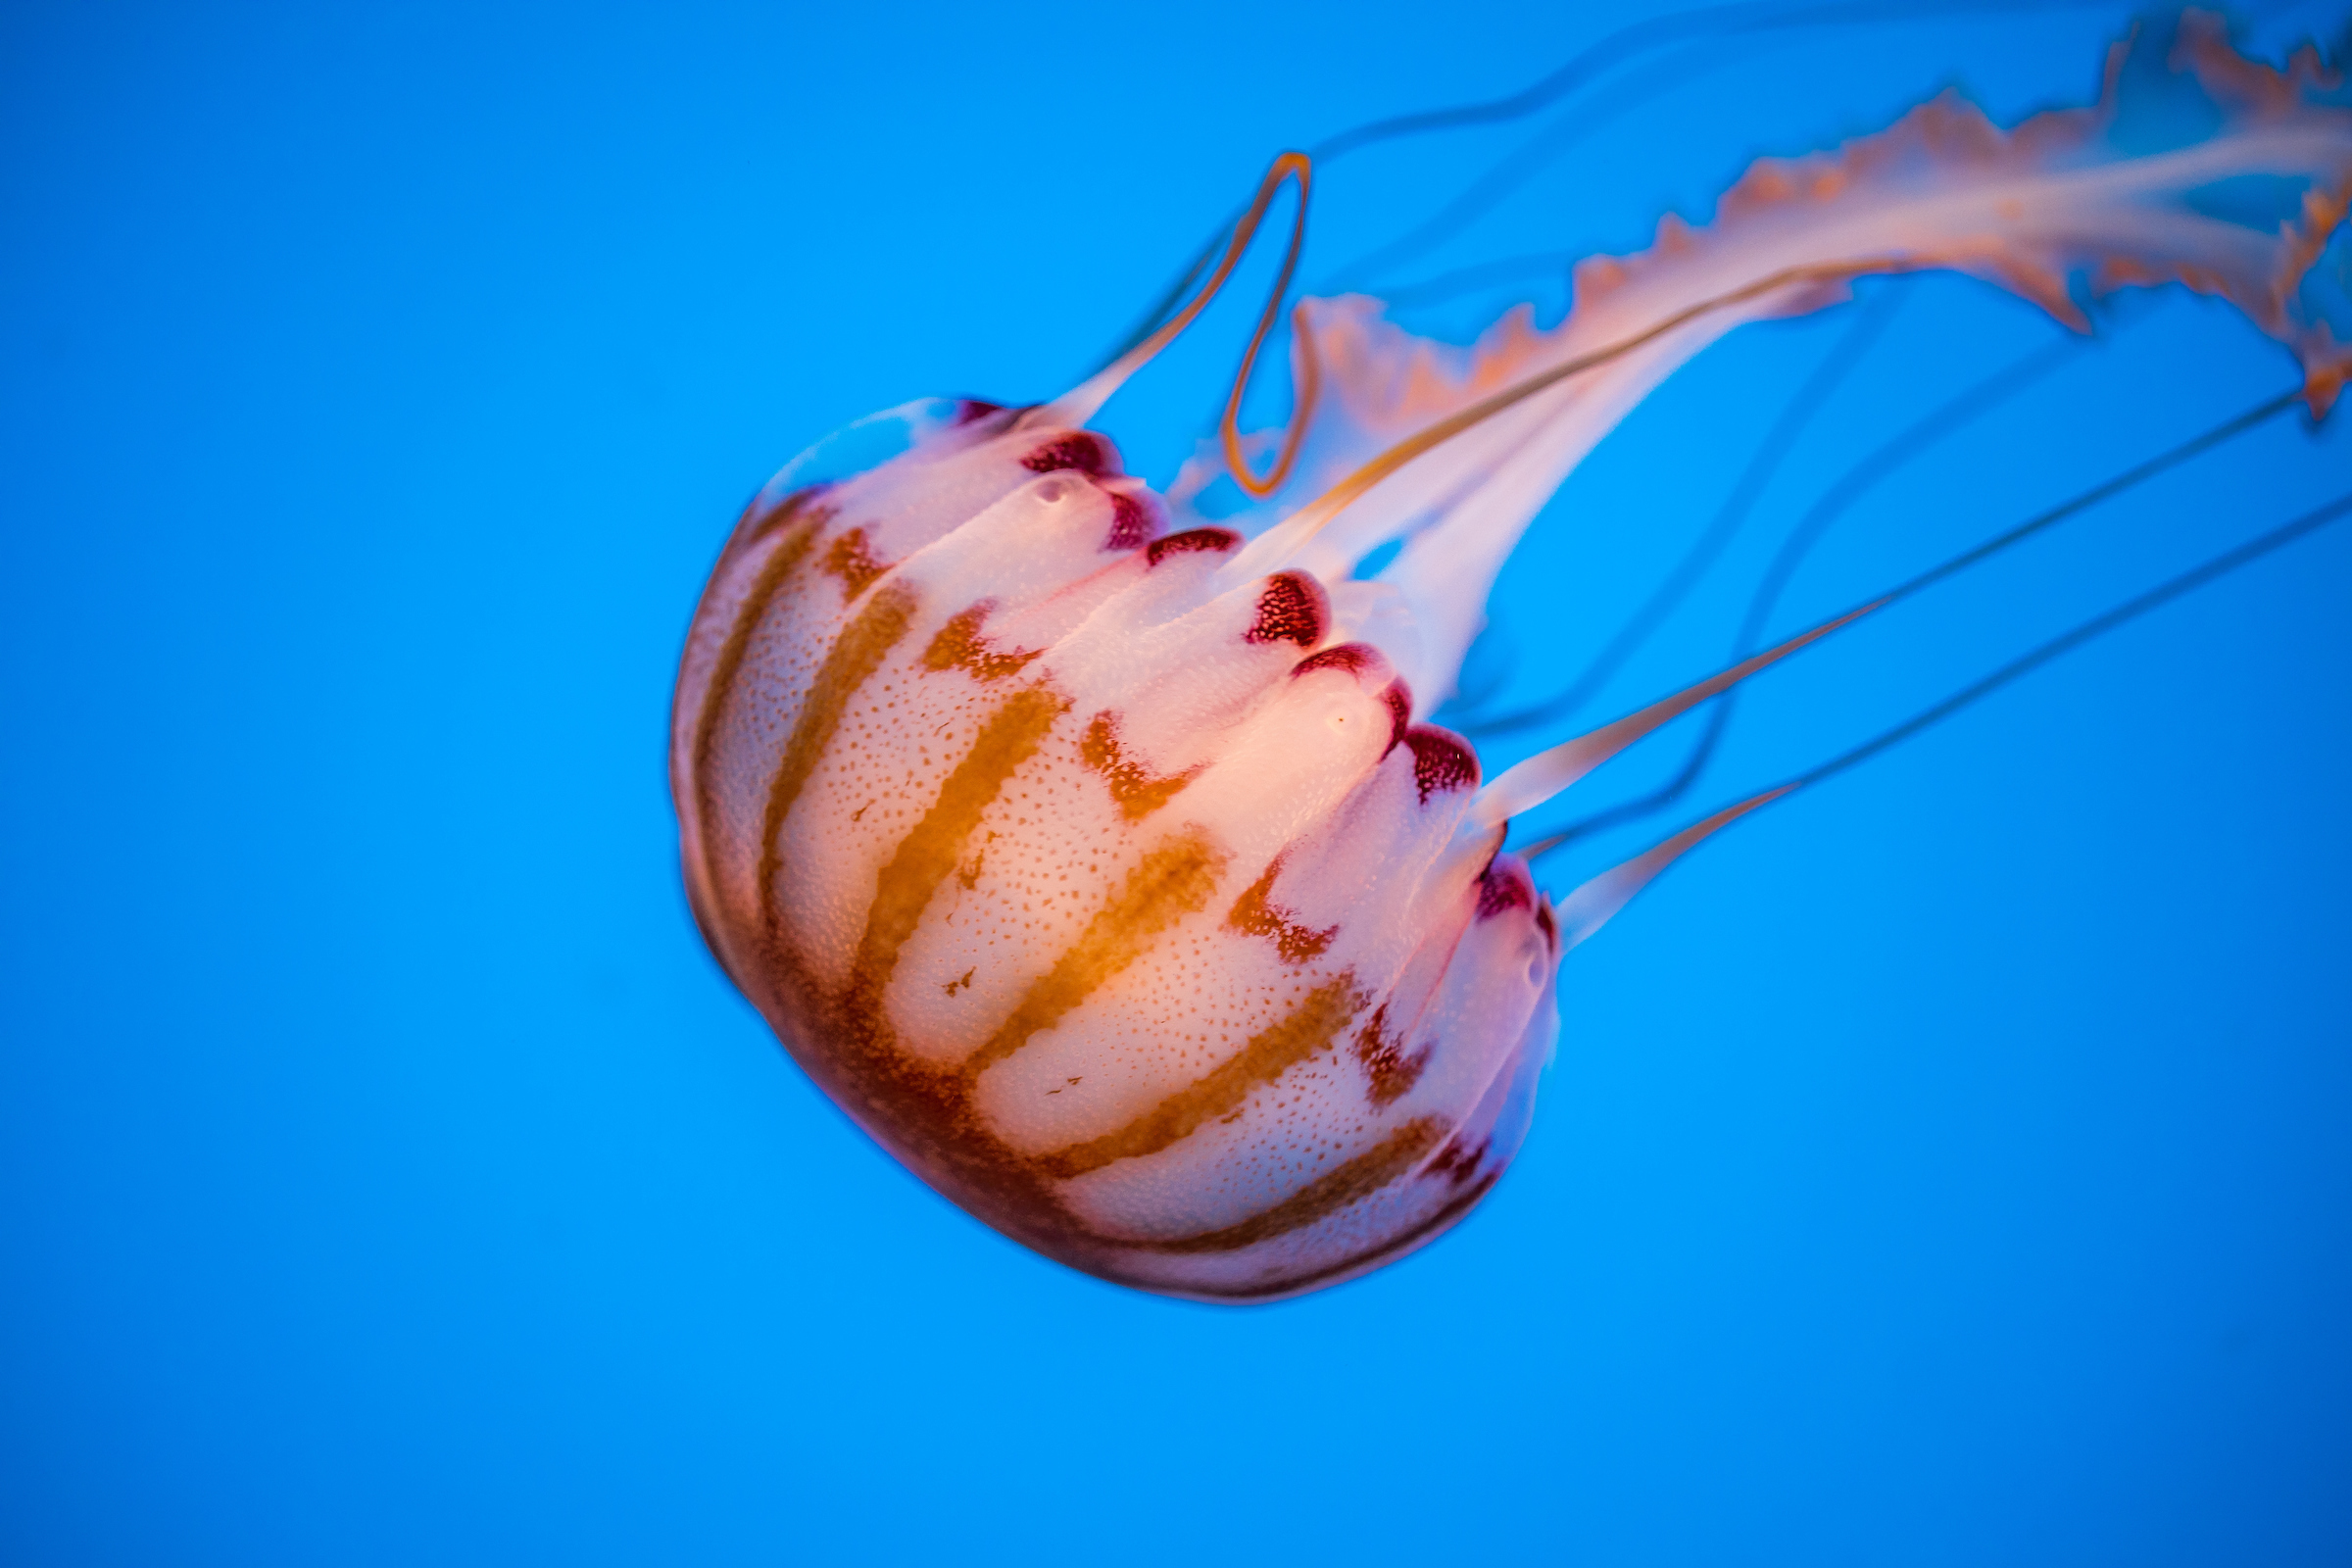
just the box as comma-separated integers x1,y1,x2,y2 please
674,397,1559,1299
672,13,2351,1301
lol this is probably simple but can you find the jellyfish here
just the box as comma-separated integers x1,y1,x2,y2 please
671,12,2351,1301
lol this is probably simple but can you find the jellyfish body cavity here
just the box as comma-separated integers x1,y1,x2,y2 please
672,14,2352,1301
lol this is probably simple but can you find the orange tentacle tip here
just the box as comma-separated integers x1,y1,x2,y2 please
671,13,2350,1301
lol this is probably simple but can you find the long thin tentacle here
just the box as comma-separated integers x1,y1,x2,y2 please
1461,287,1903,736
1523,329,2110,823
1548,790,1793,951
1526,488,2352,949
1473,603,1880,828
1096,0,2129,366
1039,154,1313,432
1524,383,2306,849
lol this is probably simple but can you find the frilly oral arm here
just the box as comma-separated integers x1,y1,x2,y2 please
1213,13,2352,706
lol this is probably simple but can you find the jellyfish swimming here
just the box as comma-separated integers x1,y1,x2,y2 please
671,12,2351,1301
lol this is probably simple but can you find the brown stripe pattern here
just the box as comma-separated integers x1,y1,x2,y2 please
842,685,1070,1023
672,421,1553,1306
1035,974,1365,1179
689,495,828,896
756,583,918,937
963,829,1230,1078
1140,1116,1447,1253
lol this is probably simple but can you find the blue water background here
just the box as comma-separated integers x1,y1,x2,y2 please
5,3,2348,1562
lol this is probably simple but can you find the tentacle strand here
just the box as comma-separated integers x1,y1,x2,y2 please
1528,488,2352,951
1518,383,2308,849
1040,153,1315,440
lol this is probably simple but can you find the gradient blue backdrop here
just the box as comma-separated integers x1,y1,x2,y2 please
5,3,2348,1563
